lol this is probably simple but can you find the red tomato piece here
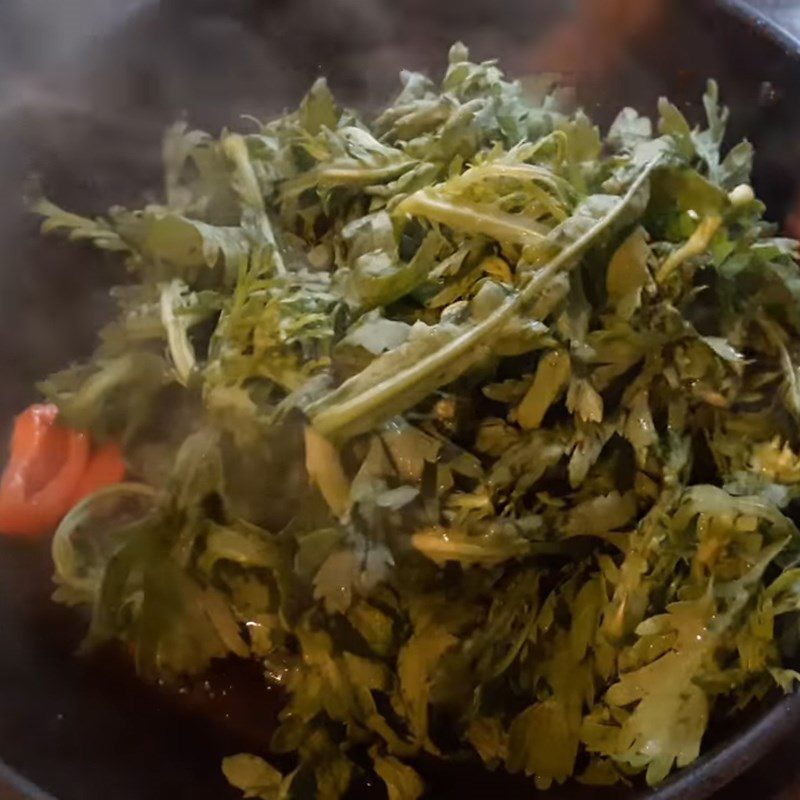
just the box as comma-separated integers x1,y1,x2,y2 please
71,441,127,503
0,404,93,537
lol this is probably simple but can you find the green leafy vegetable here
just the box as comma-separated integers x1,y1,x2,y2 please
35,43,800,799
222,754,285,800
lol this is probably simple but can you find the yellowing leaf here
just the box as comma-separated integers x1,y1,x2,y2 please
508,700,580,788
566,492,637,537
467,717,509,765
480,255,513,283
222,754,285,800
371,750,424,800
566,377,604,424
624,390,658,465
396,624,458,747
656,214,722,283
517,350,571,429
606,226,650,319
304,426,350,519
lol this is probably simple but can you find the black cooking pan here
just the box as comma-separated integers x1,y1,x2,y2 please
1,1,800,798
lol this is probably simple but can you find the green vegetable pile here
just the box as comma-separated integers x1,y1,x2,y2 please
39,44,800,796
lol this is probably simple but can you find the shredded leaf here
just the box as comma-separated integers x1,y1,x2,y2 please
33,44,800,800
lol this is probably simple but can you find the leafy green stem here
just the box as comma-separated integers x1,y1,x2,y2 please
309,161,658,441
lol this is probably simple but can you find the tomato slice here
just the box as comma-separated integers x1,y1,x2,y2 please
71,441,126,503
0,404,100,537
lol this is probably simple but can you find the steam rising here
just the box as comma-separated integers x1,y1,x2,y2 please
0,0,152,107
0,0,794,420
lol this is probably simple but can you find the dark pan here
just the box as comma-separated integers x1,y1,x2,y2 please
0,1,799,798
